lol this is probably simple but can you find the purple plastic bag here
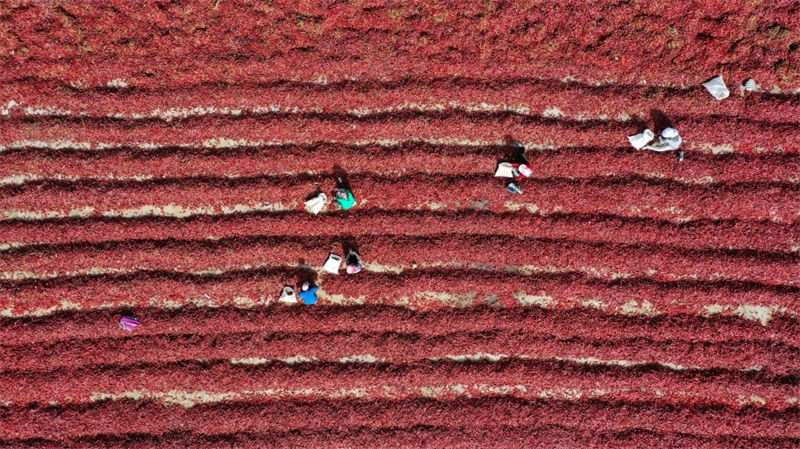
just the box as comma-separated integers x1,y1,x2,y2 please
119,316,142,332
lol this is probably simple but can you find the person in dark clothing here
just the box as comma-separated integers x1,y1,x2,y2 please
345,249,363,274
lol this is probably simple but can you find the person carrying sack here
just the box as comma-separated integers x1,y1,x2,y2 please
629,126,685,161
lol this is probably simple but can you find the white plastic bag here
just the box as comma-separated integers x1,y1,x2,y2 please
304,192,327,215
323,253,343,274
628,129,655,149
494,162,515,178
278,286,297,304
703,75,730,100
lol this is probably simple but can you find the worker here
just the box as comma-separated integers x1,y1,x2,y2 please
334,177,356,210
345,249,363,274
643,127,682,152
642,127,684,162
496,141,532,193
297,281,319,305
510,140,529,163
508,140,533,178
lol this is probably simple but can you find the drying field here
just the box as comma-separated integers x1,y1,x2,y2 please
2,1,800,448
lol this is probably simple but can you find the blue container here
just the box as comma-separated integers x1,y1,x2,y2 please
506,183,523,194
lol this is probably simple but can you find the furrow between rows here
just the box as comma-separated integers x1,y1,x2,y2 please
4,47,798,93
3,175,797,223
4,82,800,125
2,267,798,323
3,391,798,440
3,144,799,186
2,115,799,155
3,328,797,376
3,305,797,349
3,234,796,287
2,211,796,254
3,357,799,410
5,426,798,449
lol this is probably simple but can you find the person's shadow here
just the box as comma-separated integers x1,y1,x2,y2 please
304,188,324,202
500,135,527,163
340,235,360,256
332,164,352,191
295,258,317,287
650,109,673,135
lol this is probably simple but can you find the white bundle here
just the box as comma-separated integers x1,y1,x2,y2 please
323,253,343,274
279,286,298,304
703,75,730,100
304,192,327,214
494,162,515,178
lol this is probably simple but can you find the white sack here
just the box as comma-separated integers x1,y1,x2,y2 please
495,162,515,178
323,253,343,274
628,129,655,149
703,75,730,100
304,192,327,214
279,286,298,303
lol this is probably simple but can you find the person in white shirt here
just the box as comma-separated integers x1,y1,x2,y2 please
643,127,682,152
